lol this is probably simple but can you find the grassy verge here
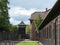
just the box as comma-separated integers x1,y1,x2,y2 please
16,41,37,45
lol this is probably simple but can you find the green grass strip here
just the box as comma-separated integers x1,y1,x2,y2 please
16,41,37,45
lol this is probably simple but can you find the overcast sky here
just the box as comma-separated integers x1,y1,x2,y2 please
8,0,57,25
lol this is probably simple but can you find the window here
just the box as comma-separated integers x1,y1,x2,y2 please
53,23,55,39
46,27,48,39
47,27,49,39
49,25,51,39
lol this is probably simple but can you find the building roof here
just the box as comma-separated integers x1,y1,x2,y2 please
40,9,50,20
30,12,41,20
18,21,26,26
39,0,60,30
29,9,50,21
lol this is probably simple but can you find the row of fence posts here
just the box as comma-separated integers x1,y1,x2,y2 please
0,41,20,45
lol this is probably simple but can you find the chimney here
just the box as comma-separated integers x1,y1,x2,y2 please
46,8,48,11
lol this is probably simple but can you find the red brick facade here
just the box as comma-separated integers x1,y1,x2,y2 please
29,8,50,40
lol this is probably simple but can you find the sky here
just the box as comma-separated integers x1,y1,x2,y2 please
8,0,57,25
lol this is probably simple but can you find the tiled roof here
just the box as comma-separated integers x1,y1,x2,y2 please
30,9,50,20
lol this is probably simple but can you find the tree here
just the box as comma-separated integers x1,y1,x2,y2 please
34,15,42,33
26,25,30,34
0,0,10,32
10,25,18,35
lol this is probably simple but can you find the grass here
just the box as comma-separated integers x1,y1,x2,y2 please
16,41,37,45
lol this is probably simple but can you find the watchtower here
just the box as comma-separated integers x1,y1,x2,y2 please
18,21,26,39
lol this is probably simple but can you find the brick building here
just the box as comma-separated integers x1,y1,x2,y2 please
39,0,60,45
29,8,50,40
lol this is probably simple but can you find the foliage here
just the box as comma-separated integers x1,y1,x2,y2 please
34,14,42,33
0,0,10,32
10,25,18,35
26,25,30,34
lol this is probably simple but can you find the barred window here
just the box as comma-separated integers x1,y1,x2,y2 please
49,25,51,39
43,29,45,38
53,23,55,39
46,27,48,39
44,28,46,38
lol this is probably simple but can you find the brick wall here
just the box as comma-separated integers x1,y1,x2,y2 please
39,15,60,45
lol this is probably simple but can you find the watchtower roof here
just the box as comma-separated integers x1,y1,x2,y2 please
18,21,26,25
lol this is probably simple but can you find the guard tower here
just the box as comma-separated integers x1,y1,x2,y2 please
18,21,26,39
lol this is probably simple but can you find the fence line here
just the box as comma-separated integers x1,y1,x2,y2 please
0,32,19,41
0,41,20,45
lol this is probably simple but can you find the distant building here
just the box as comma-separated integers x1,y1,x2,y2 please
18,21,26,39
29,8,50,40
